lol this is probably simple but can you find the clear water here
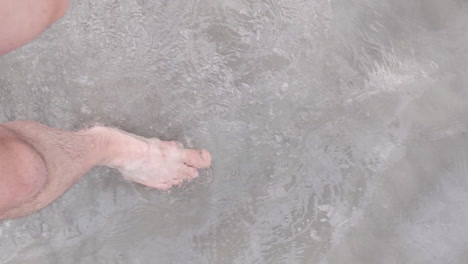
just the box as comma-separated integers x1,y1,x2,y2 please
1,0,468,263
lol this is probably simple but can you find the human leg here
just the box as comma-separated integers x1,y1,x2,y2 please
0,121,211,220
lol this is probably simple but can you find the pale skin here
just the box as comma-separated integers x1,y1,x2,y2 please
0,0,212,220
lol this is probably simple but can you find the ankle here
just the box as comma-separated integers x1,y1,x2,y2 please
77,126,114,166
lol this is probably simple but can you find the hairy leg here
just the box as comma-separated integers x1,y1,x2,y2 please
0,0,69,54
0,127,47,211
0,121,211,220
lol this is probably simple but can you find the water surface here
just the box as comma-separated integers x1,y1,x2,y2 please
1,0,468,263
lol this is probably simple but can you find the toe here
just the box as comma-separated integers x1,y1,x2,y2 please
183,149,211,168
178,166,199,180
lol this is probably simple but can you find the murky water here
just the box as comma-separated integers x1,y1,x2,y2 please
1,0,468,263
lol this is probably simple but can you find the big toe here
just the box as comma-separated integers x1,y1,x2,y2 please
183,149,212,168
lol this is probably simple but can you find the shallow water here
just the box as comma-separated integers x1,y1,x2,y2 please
1,0,468,263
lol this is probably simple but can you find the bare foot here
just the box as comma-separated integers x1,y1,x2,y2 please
85,126,211,190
